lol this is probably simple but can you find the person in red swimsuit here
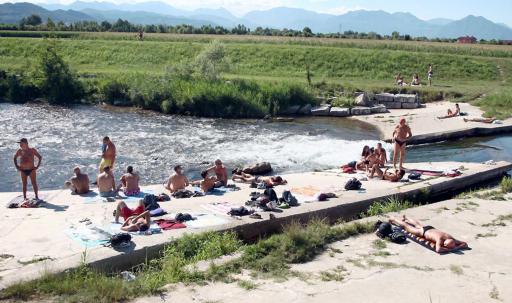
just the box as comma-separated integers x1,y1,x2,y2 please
114,200,145,223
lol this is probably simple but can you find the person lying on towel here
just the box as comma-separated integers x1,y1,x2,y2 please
389,215,468,253
121,210,151,233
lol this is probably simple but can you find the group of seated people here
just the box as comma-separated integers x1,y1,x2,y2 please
395,73,421,86
344,143,406,182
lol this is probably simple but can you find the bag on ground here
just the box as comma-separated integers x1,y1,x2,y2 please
344,178,362,190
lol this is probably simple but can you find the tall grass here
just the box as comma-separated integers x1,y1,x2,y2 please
363,197,414,217
475,89,512,119
500,176,512,194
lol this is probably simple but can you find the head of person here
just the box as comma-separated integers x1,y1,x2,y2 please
369,147,375,154
201,170,208,179
127,166,133,174
362,145,370,157
73,166,81,176
377,142,383,150
102,136,110,144
232,168,242,175
443,238,456,249
214,159,223,167
174,165,184,175
137,223,149,232
272,176,283,183
455,103,460,109
399,118,406,126
18,138,28,149
104,166,111,173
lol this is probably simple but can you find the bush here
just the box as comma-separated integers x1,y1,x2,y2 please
6,74,39,103
194,40,230,80
101,81,130,105
38,40,84,104
500,177,512,194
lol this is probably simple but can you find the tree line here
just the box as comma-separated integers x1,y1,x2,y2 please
0,14,508,44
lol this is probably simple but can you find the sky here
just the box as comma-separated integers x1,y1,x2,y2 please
2,0,512,26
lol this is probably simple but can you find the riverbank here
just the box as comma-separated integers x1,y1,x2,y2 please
352,100,512,145
0,161,509,290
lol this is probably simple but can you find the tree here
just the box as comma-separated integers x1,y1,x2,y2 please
391,31,400,40
46,18,55,31
194,40,230,81
38,40,84,104
21,14,43,26
303,26,313,37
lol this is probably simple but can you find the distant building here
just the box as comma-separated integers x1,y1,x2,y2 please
457,36,477,44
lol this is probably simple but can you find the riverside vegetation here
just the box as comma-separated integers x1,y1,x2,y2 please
1,32,512,118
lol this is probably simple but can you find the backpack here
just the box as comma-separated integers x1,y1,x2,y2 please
408,172,422,180
109,233,132,247
344,178,362,191
264,188,278,202
228,206,250,217
143,194,161,210
389,227,407,244
282,190,298,206
347,161,357,168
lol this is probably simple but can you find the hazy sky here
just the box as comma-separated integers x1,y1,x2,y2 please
3,0,512,26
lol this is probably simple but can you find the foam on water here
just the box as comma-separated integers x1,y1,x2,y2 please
0,103,384,191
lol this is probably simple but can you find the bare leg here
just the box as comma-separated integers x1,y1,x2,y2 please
20,172,28,200
399,145,406,170
389,216,423,237
402,215,423,228
142,210,151,225
115,201,128,222
392,143,399,169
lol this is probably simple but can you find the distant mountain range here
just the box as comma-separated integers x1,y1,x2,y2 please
1,2,511,40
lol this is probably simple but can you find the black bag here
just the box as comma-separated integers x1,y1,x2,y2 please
282,190,298,206
228,206,250,216
109,233,132,247
344,178,362,190
408,172,422,180
374,221,393,239
264,188,278,202
389,230,407,244
143,194,161,210
347,161,357,168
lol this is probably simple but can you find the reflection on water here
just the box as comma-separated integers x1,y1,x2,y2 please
0,103,381,191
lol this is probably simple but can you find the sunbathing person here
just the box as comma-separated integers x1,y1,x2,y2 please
64,166,90,194
121,210,151,233
463,117,497,124
165,165,189,193
411,73,421,86
369,165,405,182
97,166,118,197
389,215,468,253
232,171,287,186
191,170,216,193
120,166,140,196
207,159,228,187
114,200,145,223
375,143,387,167
438,103,460,119
356,145,371,171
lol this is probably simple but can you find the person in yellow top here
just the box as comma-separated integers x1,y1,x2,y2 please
100,136,116,173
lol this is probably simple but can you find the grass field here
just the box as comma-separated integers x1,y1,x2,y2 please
1,32,512,117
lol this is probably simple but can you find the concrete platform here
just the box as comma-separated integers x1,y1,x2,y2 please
134,196,512,303
352,101,512,145
0,161,510,289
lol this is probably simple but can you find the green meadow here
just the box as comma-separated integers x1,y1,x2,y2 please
1,32,512,117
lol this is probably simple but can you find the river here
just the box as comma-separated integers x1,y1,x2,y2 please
1,103,511,192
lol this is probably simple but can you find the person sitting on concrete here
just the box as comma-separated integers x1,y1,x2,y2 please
375,143,387,167
121,210,151,233
389,215,468,253
64,166,90,194
97,166,118,197
120,166,140,196
232,171,287,186
463,117,499,124
207,159,228,188
368,165,405,182
191,170,216,193
438,103,460,119
411,73,421,86
165,165,190,193
114,200,145,223
356,145,371,171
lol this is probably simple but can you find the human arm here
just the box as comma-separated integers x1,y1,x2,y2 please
13,150,20,170
406,126,412,139
32,148,42,169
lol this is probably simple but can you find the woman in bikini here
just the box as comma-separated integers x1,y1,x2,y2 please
392,118,412,170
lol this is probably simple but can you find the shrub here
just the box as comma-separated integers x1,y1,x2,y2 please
194,40,230,80
6,74,39,103
101,81,130,105
500,177,512,194
38,39,84,104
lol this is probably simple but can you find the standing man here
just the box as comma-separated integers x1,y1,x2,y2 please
13,138,42,201
392,118,412,170
427,64,433,87
100,136,116,173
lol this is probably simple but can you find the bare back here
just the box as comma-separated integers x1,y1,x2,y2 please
71,173,90,194
121,173,139,192
97,172,114,192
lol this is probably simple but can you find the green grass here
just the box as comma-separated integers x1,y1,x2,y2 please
500,176,512,194
449,265,464,275
0,220,375,302
363,197,414,217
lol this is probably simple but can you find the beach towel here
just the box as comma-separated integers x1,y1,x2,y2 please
395,226,469,254
184,213,230,229
290,186,321,203
201,202,240,216
153,219,186,230
6,196,25,208
193,186,240,196
65,225,112,248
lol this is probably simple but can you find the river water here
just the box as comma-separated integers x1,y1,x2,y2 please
1,103,511,192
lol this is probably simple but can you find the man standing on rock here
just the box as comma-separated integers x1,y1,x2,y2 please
13,138,42,201
100,136,116,173
392,118,412,170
